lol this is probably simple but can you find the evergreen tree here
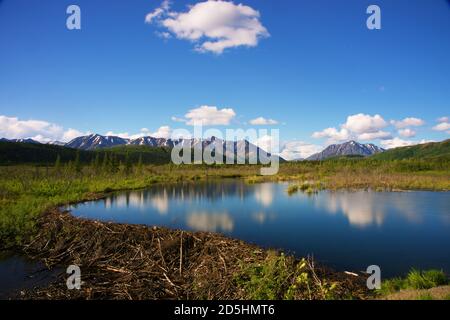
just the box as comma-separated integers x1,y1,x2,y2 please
74,151,82,174
111,154,119,173
93,153,100,173
137,154,143,174
124,152,132,175
54,154,61,172
102,153,109,173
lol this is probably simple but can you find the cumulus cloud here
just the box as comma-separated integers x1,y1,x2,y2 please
0,115,89,143
249,117,278,125
184,105,236,125
252,136,320,160
432,121,450,132
253,134,280,154
312,114,394,143
342,113,387,134
278,141,322,160
62,128,87,142
358,131,392,141
391,117,425,129
105,126,172,140
380,137,433,149
145,0,269,54
150,125,172,139
312,127,351,142
437,116,448,123
398,128,416,138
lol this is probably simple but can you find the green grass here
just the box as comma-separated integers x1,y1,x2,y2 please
417,293,434,300
234,251,339,300
286,181,323,195
379,269,449,295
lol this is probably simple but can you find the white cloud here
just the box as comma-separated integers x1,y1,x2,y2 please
254,134,279,154
105,126,172,140
151,125,172,139
312,114,389,143
249,117,278,125
342,113,387,134
105,131,132,138
145,0,269,54
171,116,186,123
398,128,416,138
312,114,397,143
279,141,322,160
145,0,170,23
62,128,87,142
253,136,322,160
312,127,351,142
0,115,89,143
437,116,448,123
432,121,450,132
391,117,425,129
380,137,433,149
184,105,236,125
358,130,392,141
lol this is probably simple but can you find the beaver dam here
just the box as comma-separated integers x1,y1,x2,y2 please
11,209,370,300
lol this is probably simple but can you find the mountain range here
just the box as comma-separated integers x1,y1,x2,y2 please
306,141,385,160
2,135,449,164
0,138,41,144
1,135,385,161
66,134,279,163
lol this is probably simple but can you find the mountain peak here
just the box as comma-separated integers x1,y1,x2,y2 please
307,140,385,160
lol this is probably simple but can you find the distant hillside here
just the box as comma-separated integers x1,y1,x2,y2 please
370,139,450,160
0,141,90,165
0,141,172,165
307,140,384,160
104,145,172,164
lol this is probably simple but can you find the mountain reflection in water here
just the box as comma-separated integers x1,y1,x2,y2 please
68,181,450,277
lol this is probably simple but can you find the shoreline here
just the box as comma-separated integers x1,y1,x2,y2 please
11,208,371,300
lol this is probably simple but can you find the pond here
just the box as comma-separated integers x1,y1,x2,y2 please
67,181,450,277
0,251,62,299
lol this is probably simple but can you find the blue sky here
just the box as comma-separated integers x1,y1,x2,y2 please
0,0,449,158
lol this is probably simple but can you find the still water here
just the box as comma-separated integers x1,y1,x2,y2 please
68,181,450,277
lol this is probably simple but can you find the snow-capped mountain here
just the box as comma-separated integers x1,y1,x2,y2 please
128,136,176,148
65,134,130,150
64,134,281,162
307,140,385,160
0,138,41,144
46,141,66,146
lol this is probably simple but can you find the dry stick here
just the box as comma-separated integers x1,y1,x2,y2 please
157,238,167,271
179,231,183,276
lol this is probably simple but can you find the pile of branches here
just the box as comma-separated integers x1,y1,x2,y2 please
21,209,265,299
20,209,370,300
